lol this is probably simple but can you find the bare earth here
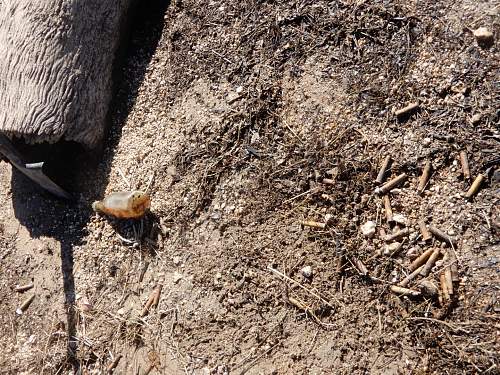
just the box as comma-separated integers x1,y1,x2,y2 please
0,1,499,374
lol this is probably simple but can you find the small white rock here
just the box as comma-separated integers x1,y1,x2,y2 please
473,27,494,47
301,265,313,278
392,214,407,226
384,242,402,255
173,272,183,284
173,256,182,266
361,221,376,238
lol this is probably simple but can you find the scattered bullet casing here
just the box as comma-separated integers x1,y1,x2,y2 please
395,102,420,121
417,160,432,194
15,282,34,293
428,226,458,248
376,173,408,194
376,156,392,185
418,220,432,242
16,294,35,315
420,248,440,277
464,174,485,199
383,195,393,223
390,285,421,297
409,248,434,271
399,265,424,287
385,228,409,242
440,272,450,302
322,178,335,185
459,151,470,180
300,220,326,229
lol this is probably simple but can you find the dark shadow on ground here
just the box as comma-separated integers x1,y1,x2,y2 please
7,0,170,372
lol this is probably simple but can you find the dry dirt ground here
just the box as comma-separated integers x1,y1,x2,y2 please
1,0,499,374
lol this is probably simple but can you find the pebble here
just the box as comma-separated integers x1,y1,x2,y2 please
361,221,376,238
173,256,182,266
473,27,494,47
173,272,183,284
470,113,482,125
392,214,407,226
301,265,313,278
384,242,402,255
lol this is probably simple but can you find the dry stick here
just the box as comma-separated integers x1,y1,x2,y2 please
107,354,123,374
15,282,34,293
459,151,470,181
385,228,409,242
417,160,432,195
390,285,421,297
399,265,424,287
409,248,434,271
395,102,420,120
420,248,440,277
267,266,335,309
428,226,458,247
375,173,408,195
383,195,394,223
418,220,432,242
376,156,392,185
16,295,35,315
300,220,326,229
464,174,485,199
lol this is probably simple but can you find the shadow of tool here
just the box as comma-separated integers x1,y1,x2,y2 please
7,0,170,372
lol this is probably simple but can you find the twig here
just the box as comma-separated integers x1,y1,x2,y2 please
267,266,335,309
117,168,132,189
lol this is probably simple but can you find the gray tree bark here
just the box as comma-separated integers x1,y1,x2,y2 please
0,0,133,149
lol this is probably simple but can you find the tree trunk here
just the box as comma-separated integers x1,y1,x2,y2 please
0,0,134,149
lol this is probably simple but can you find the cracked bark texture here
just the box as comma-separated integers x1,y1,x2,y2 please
0,0,133,148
